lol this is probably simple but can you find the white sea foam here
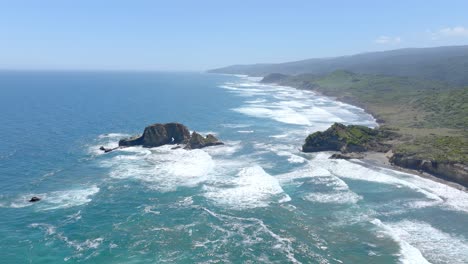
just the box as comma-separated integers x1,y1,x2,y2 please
199,131,217,136
5,186,99,210
253,142,307,164
106,146,215,192
311,153,468,213
221,123,251,128
269,133,288,138
143,205,160,215
201,208,300,263
278,165,362,204
98,133,130,139
202,140,242,156
38,186,100,210
232,105,312,125
385,220,468,264
225,78,374,128
237,130,254,133
276,165,333,184
276,151,307,164
203,165,288,209
30,223,104,252
304,192,361,204
371,219,430,264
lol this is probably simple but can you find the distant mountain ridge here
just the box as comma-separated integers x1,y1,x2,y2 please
209,45,468,85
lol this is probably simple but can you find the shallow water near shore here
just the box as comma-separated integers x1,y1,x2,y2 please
0,71,467,263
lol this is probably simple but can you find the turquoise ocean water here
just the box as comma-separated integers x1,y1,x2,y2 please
0,71,467,263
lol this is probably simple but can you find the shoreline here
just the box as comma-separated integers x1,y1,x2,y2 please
238,75,467,191
361,152,467,191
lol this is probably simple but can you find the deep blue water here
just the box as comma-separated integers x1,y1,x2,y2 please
0,71,467,263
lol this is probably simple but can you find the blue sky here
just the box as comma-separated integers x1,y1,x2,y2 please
1,0,468,71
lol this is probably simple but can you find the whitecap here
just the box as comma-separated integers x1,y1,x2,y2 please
311,153,468,213
304,192,362,204
98,133,130,139
232,106,312,125
371,219,430,264
106,146,215,192
38,186,100,210
385,220,468,264
201,207,300,263
203,165,287,209
4,186,99,210
221,123,251,128
237,130,254,133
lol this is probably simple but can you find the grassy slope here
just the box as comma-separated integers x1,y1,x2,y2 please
210,45,468,86
278,70,468,163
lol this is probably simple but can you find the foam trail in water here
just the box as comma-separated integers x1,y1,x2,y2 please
203,165,288,209
386,220,468,264
222,78,375,128
201,207,301,263
371,219,430,264
310,153,468,213
104,145,215,192
5,186,100,210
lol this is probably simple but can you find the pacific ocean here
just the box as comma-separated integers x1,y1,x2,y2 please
0,71,467,263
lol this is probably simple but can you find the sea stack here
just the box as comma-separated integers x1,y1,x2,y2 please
115,123,223,150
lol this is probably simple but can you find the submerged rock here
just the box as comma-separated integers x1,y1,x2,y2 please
119,123,191,148
29,197,41,202
185,132,224,149
99,146,119,153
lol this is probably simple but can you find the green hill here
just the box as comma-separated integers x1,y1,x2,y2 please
209,45,468,86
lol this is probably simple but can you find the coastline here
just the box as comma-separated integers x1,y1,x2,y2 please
245,75,467,191
361,152,467,191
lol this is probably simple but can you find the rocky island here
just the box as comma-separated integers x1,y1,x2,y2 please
101,123,223,152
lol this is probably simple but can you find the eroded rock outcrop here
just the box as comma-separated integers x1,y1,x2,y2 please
390,153,468,186
110,123,223,151
185,132,224,149
119,123,191,148
329,153,365,160
302,123,394,153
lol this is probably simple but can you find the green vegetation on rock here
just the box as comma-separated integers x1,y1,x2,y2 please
303,123,395,153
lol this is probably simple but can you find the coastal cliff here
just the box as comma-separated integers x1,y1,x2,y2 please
302,123,395,153
256,72,467,187
302,123,468,187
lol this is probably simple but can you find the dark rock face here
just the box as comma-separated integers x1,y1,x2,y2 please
185,132,224,149
117,123,223,150
29,197,41,202
100,146,119,153
390,154,468,187
302,123,394,153
329,153,365,160
119,123,191,148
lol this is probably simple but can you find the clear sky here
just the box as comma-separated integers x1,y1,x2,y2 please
1,0,468,71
